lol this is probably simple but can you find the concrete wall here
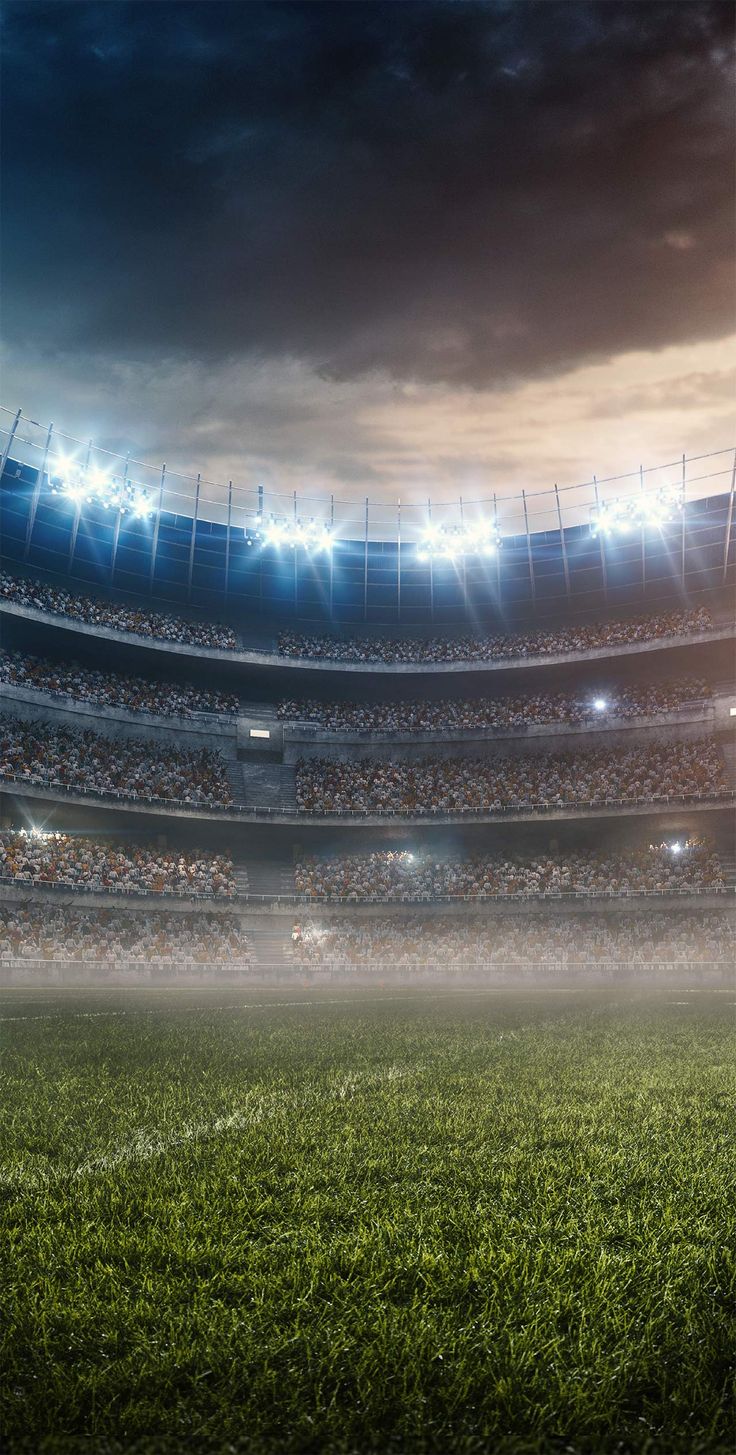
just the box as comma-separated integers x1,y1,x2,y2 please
0,878,731,919
714,689,736,731
0,681,724,761
3,597,734,682
2,773,734,828
283,707,717,763
0,683,238,750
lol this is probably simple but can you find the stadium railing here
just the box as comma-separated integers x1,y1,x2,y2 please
3,959,731,980
0,875,235,899
0,876,732,904
2,773,735,817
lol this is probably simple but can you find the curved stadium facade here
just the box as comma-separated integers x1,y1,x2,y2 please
0,408,734,985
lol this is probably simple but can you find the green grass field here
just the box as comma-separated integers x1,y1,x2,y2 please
1,985,734,1455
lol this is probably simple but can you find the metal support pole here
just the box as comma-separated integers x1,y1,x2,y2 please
427,497,434,622
459,496,468,604
493,491,501,599
224,480,233,600
397,499,401,621
363,497,369,621
681,453,687,590
555,483,572,605
593,475,608,604
639,463,646,595
329,494,334,621
67,438,92,573
0,407,21,479
293,490,299,615
23,422,53,561
110,454,129,584
723,448,736,584
148,463,166,590
522,489,536,605
187,472,201,601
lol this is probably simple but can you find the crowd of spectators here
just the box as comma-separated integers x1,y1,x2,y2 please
0,715,233,807
0,831,236,896
279,678,710,735
0,648,239,719
291,911,735,974
0,571,238,649
295,739,728,813
294,842,725,900
277,605,715,665
0,905,253,969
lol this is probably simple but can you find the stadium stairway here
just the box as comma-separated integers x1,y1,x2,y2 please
233,861,252,898
238,858,295,899
719,737,736,789
717,849,736,891
235,761,297,812
248,923,295,974
226,759,248,806
241,701,280,725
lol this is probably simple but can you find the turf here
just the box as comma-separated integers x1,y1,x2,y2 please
1,986,734,1455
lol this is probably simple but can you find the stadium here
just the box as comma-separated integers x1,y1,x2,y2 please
1,405,735,1451
2,1,735,1450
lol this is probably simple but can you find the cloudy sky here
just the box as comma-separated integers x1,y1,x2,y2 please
2,0,734,508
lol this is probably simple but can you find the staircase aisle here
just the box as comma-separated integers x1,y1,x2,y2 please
225,759,248,807
233,862,252,897
719,737,736,790
717,849,736,892
239,858,295,899
247,924,295,976
244,701,279,720
239,761,297,812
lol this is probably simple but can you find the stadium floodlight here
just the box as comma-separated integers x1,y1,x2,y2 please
49,454,88,503
258,514,333,553
417,516,502,560
590,484,684,538
48,452,153,517
262,518,288,548
130,490,154,519
593,698,608,712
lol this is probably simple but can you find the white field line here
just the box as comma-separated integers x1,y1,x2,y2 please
0,1010,132,1022
0,987,594,1024
0,996,643,1194
1,994,724,1191
0,1066,413,1192
0,983,715,1024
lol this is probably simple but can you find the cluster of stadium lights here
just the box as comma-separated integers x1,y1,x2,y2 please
48,455,154,518
416,519,502,561
589,485,684,537
247,515,334,552
44,459,684,550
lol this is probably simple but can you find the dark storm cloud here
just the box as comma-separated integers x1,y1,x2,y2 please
2,0,733,388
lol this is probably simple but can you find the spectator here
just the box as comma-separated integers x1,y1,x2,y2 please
0,715,233,807
0,831,237,896
279,679,710,734
292,911,734,974
0,905,253,969
0,570,238,649
0,648,239,719
294,841,725,899
295,739,728,813
278,605,714,664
